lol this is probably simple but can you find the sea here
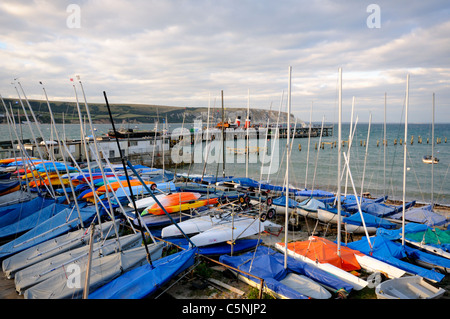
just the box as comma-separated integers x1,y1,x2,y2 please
1,122,449,206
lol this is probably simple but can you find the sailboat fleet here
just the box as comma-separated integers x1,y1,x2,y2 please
0,69,447,300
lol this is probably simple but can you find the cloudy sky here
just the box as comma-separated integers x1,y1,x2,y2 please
0,0,449,123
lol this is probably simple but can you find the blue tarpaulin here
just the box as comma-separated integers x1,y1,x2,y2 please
0,202,68,240
0,205,99,259
0,196,54,221
272,196,300,208
166,238,260,256
358,201,415,217
389,205,448,227
0,180,19,194
295,189,334,198
220,246,353,298
346,236,445,282
343,212,397,229
89,247,197,299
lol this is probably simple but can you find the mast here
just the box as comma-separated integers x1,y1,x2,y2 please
221,90,225,177
201,93,212,181
384,93,387,196
344,96,355,197
151,108,159,167
77,79,122,251
311,116,325,193
360,113,372,199
267,90,283,182
337,67,342,256
284,66,292,269
41,83,84,228
304,101,313,189
402,74,409,247
71,83,105,231
13,82,57,199
103,91,153,264
431,92,435,207
246,89,250,178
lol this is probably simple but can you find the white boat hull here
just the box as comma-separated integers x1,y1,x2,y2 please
375,275,446,299
274,243,368,291
189,219,281,247
354,254,406,279
235,271,331,299
296,207,318,219
317,208,340,224
130,194,166,210
161,214,250,238
344,223,377,234
274,205,296,215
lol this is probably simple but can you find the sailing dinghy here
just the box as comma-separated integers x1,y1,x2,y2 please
141,192,218,216
15,232,144,294
276,236,369,290
2,220,119,279
188,217,281,247
220,245,354,299
22,241,164,299
375,275,445,299
89,247,197,299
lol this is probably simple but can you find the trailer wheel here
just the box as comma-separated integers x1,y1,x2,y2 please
267,208,276,219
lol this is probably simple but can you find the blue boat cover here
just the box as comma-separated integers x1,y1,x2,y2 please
0,205,99,259
403,244,450,271
77,187,97,200
376,222,428,240
220,245,353,298
75,173,114,181
376,223,450,254
89,247,197,299
167,237,260,256
34,162,76,172
343,212,397,229
358,200,414,217
272,196,300,208
0,180,20,193
190,176,234,184
320,195,358,204
0,202,68,239
345,236,445,282
0,196,53,220
294,189,334,198
342,196,387,212
389,205,448,227
6,159,43,167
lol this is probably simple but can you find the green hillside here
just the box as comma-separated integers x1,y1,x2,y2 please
0,98,294,124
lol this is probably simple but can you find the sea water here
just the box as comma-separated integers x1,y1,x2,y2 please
1,122,449,205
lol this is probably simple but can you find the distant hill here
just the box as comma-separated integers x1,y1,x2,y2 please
0,98,299,125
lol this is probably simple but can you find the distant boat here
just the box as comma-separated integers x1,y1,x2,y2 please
107,128,159,139
422,155,439,164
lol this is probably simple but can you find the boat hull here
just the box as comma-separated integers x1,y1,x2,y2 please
375,275,446,299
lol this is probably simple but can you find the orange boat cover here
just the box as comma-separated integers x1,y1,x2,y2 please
149,192,202,210
96,180,154,193
279,236,362,272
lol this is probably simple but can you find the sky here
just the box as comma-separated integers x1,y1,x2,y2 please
0,0,449,124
